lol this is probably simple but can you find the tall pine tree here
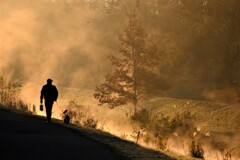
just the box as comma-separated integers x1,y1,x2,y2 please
94,9,164,114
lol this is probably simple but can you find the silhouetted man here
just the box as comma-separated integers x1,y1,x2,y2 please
40,79,58,123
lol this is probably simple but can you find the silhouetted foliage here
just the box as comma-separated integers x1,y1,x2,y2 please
0,76,21,106
61,99,99,128
190,139,204,158
83,117,98,129
132,109,197,150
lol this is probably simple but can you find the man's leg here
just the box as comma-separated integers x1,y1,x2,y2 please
45,100,54,123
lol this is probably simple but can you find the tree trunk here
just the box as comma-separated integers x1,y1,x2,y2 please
132,46,138,115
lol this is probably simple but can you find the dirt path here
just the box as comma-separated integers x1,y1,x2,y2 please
0,109,123,160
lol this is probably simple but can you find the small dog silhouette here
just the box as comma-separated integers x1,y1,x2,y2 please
63,110,70,124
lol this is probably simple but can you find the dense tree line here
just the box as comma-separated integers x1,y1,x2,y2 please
92,0,240,108
93,0,240,84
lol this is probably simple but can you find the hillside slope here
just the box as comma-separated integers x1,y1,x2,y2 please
136,98,240,160
144,97,240,133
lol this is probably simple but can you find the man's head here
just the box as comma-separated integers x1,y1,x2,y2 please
47,78,53,84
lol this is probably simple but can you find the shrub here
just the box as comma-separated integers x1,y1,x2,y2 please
0,77,32,113
190,138,204,159
61,109,86,124
18,101,30,112
173,111,197,130
61,99,86,124
0,76,21,107
132,109,197,150
131,109,151,129
83,117,98,129
61,100,99,129
214,142,239,160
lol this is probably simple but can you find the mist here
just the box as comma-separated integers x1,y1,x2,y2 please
1,0,106,85
0,0,119,105
1,1,240,159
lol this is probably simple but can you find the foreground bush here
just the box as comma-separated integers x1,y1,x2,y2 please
61,99,98,129
132,109,198,153
0,76,31,113
0,76,21,106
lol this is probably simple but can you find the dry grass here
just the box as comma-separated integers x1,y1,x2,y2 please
136,97,240,160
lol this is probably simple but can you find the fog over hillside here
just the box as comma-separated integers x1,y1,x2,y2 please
1,0,240,104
